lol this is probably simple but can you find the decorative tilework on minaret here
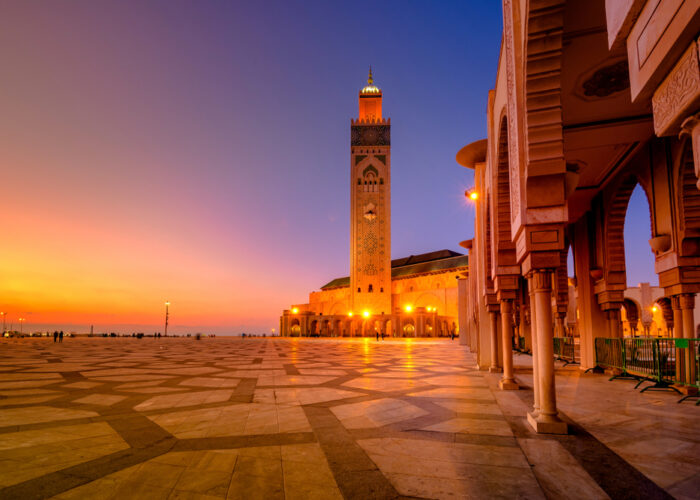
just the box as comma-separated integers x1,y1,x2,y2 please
350,68,392,315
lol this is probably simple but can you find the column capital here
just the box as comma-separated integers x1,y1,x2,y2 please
679,293,696,310
527,269,553,293
671,295,682,310
500,298,513,313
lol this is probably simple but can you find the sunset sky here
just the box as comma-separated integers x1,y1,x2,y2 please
0,1,656,335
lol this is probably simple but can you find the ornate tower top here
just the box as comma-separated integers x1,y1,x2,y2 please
361,66,380,94
358,67,382,122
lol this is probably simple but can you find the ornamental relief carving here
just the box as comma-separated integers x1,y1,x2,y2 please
503,0,520,225
652,41,700,136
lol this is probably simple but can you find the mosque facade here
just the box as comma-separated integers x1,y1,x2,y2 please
280,71,467,337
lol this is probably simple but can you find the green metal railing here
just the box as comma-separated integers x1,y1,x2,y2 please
512,335,529,355
593,337,699,404
553,337,579,366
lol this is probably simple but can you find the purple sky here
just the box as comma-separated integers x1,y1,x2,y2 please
0,1,656,334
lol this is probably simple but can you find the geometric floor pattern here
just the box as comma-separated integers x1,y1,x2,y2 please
0,338,696,499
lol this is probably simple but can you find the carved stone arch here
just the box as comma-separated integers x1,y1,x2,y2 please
485,194,495,284
522,0,567,209
494,114,515,263
656,297,673,330
603,175,639,285
622,298,640,323
676,139,700,255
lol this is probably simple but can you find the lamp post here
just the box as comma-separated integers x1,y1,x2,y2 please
1,312,6,335
19,317,25,335
164,301,170,337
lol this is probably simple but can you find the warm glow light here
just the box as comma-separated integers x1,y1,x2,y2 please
348,312,353,317
292,307,299,314
405,305,412,312
652,306,658,313
165,301,170,306
363,310,370,318
465,189,479,201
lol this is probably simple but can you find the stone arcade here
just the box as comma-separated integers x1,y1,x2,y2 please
459,0,700,434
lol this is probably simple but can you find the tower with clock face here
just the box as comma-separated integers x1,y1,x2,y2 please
350,69,392,316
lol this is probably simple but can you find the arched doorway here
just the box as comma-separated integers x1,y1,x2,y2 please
290,318,301,337
402,318,415,337
621,299,640,336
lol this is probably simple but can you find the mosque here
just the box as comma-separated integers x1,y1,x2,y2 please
279,71,468,337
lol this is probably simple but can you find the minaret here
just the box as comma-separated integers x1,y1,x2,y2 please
350,68,391,316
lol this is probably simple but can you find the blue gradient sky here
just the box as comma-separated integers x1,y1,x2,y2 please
0,1,655,334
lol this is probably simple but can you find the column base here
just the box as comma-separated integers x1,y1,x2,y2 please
498,378,519,390
673,384,699,396
527,411,568,435
489,367,502,373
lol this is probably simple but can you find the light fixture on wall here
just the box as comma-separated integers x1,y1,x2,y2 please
465,189,478,201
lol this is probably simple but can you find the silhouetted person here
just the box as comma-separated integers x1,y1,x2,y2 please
59,330,64,343
376,331,379,341
53,331,58,343
451,331,455,341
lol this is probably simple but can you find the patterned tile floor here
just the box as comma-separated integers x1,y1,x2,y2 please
0,338,696,499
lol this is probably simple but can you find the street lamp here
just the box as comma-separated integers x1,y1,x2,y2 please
465,189,479,201
18,317,25,335
404,305,413,313
164,301,170,337
0,312,6,334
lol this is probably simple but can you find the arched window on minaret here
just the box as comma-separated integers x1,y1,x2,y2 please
368,284,373,293
363,165,379,193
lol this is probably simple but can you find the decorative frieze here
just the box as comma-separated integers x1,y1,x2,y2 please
653,41,700,136
351,125,390,146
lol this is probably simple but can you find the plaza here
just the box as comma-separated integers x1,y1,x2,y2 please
0,337,696,499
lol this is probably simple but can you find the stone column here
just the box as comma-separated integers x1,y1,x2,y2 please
527,276,540,413
527,269,567,434
457,276,468,345
522,305,532,351
680,293,696,339
680,113,700,190
513,301,522,350
416,314,425,337
672,296,683,337
499,299,518,390
606,308,622,338
555,314,566,338
489,310,500,373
